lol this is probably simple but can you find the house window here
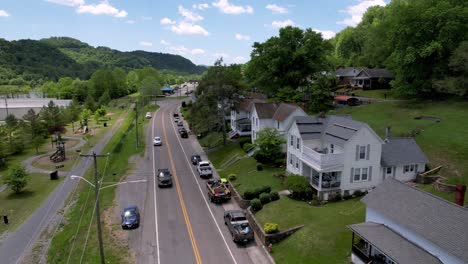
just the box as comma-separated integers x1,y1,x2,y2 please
295,158,299,169
410,164,415,171
296,138,301,149
256,118,258,127
386,167,392,174
289,154,293,165
354,168,361,181
277,121,280,129
404,165,409,172
330,144,334,154
290,135,294,146
359,146,366,159
361,168,368,181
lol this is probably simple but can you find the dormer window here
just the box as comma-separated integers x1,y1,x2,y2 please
330,144,334,154
296,138,301,149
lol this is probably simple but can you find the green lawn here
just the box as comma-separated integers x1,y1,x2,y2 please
350,89,395,99
332,100,468,184
47,103,156,263
199,132,224,148
0,173,63,235
416,184,467,205
208,143,284,196
256,197,365,264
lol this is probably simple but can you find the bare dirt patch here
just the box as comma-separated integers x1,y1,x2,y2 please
32,151,79,172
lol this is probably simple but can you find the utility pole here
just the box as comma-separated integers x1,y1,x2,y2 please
79,152,109,264
134,100,139,148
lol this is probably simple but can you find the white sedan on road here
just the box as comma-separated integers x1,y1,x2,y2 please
145,112,152,119
153,136,162,146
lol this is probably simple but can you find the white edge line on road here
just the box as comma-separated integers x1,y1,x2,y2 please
170,106,239,264
151,107,161,264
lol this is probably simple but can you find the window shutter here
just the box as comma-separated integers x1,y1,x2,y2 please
355,145,359,161
350,168,354,183
366,144,370,160
368,166,372,181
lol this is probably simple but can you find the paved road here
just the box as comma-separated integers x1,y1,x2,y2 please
0,114,126,264
118,100,271,264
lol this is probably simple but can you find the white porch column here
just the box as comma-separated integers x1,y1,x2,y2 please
318,173,322,189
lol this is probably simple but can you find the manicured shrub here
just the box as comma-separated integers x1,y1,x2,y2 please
274,158,285,167
256,164,263,171
228,173,237,181
239,137,251,148
285,175,313,200
343,190,352,200
253,151,269,164
353,190,364,197
264,223,279,234
259,193,271,204
269,191,280,201
243,143,255,153
243,190,255,200
181,101,187,108
251,199,263,212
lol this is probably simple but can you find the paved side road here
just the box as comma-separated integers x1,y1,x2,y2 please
0,114,126,264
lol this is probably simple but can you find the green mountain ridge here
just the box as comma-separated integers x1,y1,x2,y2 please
0,36,206,86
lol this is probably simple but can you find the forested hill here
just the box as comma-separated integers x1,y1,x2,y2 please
0,37,206,85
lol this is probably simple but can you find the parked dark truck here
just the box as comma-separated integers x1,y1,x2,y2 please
224,210,254,243
197,161,213,178
206,179,231,203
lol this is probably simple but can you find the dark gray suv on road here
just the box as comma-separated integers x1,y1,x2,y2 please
157,168,173,188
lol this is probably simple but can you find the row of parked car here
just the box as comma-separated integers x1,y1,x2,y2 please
122,109,254,244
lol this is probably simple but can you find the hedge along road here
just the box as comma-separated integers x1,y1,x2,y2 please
0,112,127,264
121,99,263,264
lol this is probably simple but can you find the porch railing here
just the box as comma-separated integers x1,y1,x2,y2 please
302,146,344,169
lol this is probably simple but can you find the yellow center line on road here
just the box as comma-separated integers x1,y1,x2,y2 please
161,110,202,264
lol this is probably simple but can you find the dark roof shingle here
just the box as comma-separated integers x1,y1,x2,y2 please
381,138,429,166
361,178,468,262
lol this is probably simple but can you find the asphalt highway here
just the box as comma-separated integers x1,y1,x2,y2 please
118,100,264,264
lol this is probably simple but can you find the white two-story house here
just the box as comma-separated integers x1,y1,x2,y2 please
348,178,468,264
286,115,428,200
250,102,307,143
230,98,265,138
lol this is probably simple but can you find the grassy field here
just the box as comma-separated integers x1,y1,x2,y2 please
0,173,63,235
47,103,157,263
199,132,224,148
208,143,284,196
256,197,365,264
335,88,396,99
332,100,468,184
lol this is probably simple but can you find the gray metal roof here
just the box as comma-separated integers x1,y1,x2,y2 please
361,178,468,262
356,68,393,79
253,102,303,121
334,67,360,77
348,222,442,264
293,115,366,146
381,138,429,166
0,98,72,108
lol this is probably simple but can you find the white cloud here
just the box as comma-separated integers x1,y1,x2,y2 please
168,45,189,55
265,4,288,14
235,33,250,41
141,16,152,20
212,52,230,58
0,10,10,17
212,0,253,15
160,17,176,25
46,0,84,7
160,40,170,45
178,5,203,22
233,56,247,63
171,21,209,36
313,29,336,40
191,49,205,55
193,3,210,10
271,19,295,28
337,0,386,27
126,20,135,24
139,41,153,47
76,2,127,18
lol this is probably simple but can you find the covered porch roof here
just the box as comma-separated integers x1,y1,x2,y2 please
348,222,442,264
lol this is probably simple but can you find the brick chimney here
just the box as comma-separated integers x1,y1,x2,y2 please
455,185,466,206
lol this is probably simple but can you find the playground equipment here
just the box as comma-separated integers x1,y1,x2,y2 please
50,134,66,163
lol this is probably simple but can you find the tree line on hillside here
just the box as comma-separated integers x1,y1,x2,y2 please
0,37,206,88
331,0,467,98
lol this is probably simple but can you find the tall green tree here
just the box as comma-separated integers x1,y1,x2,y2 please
305,73,336,113
254,127,286,163
40,101,66,134
3,164,29,193
245,26,332,95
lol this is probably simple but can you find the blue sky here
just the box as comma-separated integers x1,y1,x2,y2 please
0,0,388,66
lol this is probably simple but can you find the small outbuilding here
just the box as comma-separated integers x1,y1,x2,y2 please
161,86,174,95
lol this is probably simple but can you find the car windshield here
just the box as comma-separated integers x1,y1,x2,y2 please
124,210,136,217
159,172,168,178
154,137,160,141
